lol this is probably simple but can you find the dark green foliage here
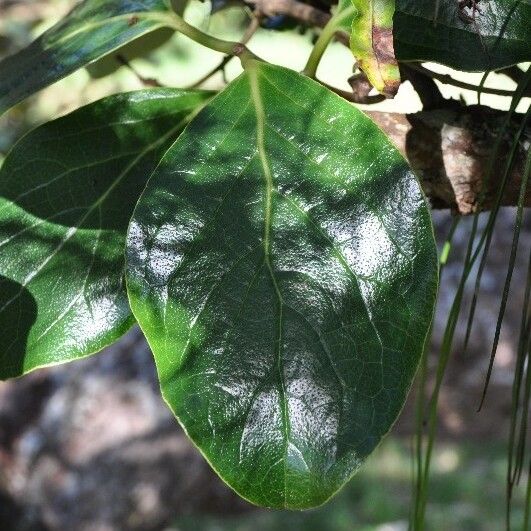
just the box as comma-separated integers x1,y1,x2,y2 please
395,0,531,71
126,62,438,508
0,0,527,517
0,88,211,378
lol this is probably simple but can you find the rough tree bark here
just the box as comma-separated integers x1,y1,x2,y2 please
369,106,530,214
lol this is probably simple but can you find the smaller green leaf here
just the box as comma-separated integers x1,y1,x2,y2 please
0,88,211,380
0,0,173,116
350,0,401,97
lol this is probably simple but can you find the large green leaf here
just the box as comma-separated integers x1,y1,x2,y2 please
394,0,531,71
0,0,173,116
0,88,211,379
126,62,438,509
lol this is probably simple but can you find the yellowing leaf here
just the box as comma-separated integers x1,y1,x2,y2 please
350,0,401,97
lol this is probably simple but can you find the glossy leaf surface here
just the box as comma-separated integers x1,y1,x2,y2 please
0,88,211,379
351,0,401,97
127,63,438,508
395,0,531,71
0,0,172,115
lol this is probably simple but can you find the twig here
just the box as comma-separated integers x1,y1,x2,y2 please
400,64,446,110
116,55,163,87
408,63,529,97
499,65,526,85
318,78,385,104
246,0,330,28
245,0,350,46
241,11,262,43
188,13,261,89
188,55,233,89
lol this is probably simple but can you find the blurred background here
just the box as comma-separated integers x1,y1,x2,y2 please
0,1,530,529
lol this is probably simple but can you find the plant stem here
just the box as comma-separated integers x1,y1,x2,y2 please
117,54,163,87
317,78,385,104
189,56,233,89
303,6,355,78
187,14,261,89
155,11,260,65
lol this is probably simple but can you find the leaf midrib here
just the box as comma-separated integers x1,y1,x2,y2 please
244,63,394,498
248,64,290,503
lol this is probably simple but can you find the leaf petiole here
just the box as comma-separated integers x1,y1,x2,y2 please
302,5,356,79
156,11,261,65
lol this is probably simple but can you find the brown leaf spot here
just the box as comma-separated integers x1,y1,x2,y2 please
372,26,400,97
372,26,396,65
